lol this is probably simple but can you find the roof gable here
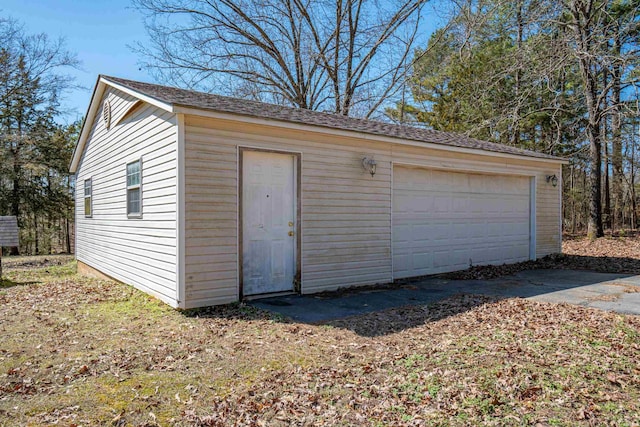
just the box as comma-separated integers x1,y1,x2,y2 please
71,75,566,173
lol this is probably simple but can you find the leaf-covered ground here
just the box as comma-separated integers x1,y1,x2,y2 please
0,239,639,426
442,233,640,280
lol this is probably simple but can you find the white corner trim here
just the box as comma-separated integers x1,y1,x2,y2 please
70,80,106,173
558,167,563,253
530,177,537,260
298,151,304,294
390,161,395,282
235,146,240,301
176,113,186,308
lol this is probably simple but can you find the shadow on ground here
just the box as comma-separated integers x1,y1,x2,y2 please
326,293,502,337
0,278,39,289
183,301,289,323
249,258,640,337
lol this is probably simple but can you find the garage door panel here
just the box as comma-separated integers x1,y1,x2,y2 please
393,224,412,243
504,223,529,234
512,245,530,259
452,197,468,212
471,248,494,264
515,202,529,215
434,252,466,272
393,166,531,279
393,249,411,268
470,177,487,192
413,252,433,270
410,225,430,242
433,196,451,213
425,223,447,240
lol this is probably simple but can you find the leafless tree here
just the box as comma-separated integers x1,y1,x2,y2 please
560,0,639,238
132,0,426,117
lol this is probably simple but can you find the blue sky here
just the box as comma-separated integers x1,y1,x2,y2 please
3,0,446,125
3,0,151,124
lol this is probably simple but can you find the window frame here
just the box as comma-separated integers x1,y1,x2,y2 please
126,158,143,218
84,178,92,218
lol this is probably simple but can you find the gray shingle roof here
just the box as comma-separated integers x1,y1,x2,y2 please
103,75,564,161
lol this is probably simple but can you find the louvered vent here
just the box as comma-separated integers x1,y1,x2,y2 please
103,99,111,130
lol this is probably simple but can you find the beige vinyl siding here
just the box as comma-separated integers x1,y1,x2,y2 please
75,87,179,306
184,115,393,307
535,172,562,255
183,115,562,306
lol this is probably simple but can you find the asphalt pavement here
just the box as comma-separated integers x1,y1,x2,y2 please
250,269,640,323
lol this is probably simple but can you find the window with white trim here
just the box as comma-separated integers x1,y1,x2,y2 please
126,160,142,217
84,178,92,217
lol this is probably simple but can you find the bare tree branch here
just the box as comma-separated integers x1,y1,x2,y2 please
132,0,428,116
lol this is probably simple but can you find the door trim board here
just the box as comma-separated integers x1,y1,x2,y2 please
238,147,302,300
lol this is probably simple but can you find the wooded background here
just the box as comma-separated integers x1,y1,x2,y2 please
1,0,639,255
133,0,640,238
385,0,640,238
0,18,78,255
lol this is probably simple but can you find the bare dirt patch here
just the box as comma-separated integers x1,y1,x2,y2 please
1,254,74,269
0,257,639,426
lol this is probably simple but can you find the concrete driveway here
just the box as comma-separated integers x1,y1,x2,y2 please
250,269,640,323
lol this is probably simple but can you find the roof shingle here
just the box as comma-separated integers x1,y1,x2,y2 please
103,75,564,161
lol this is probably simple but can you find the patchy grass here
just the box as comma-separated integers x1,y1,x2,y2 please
0,256,639,426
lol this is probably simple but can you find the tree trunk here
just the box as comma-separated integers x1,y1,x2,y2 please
632,125,637,230
603,119,611,231
611,29,623,233
587,125,604,239
65,215,71,254
511,0,523,147
33,213,39,255
10,144,20,255
568,0,604,239
571,165,577,233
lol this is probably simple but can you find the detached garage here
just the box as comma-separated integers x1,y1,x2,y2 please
71,75,566,309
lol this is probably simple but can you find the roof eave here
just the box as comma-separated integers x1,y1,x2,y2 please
173,105,569,165
69,76,176,174
101,76,175,113
69,76,105,173
70,76,567,174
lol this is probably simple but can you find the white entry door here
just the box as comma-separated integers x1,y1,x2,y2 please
242,151,296,295
393,166,531,279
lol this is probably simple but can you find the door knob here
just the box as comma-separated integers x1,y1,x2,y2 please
288,231,295,236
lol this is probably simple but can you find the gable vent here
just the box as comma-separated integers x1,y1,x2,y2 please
103,99,111,130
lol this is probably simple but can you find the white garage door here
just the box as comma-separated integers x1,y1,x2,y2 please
393,166,531,279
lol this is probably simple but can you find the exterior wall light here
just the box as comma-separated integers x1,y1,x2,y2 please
546,174,558,187
362,157,377,177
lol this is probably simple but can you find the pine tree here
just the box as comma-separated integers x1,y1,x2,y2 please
0,18,78,254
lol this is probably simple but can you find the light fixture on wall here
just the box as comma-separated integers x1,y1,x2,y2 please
362,157,377,177
546,174,558,187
